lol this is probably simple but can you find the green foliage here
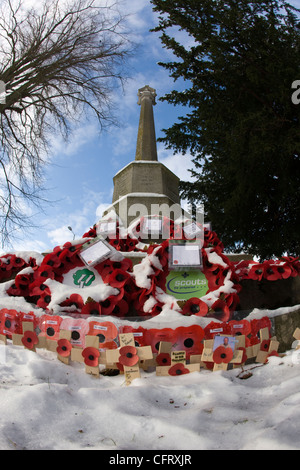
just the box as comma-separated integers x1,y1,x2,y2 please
151,0,300,259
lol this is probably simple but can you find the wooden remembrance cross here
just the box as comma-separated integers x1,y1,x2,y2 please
105,333,153,385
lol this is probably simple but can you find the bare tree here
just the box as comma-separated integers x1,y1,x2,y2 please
0,0,132,247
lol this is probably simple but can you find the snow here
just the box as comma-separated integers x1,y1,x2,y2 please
1,333,300,450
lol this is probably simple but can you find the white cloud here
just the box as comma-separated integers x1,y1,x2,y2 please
159,147,196,182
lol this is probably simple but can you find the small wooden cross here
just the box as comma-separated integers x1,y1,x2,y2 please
201,335,244,371
12,321,45,352
71,335,105,377
156,341,200,376
255,327,279,363
105,333,153,385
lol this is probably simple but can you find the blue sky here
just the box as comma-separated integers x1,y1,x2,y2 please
7,0,195,254
6,0,300,254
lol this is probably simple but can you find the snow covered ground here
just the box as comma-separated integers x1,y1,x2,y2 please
0,307,300,451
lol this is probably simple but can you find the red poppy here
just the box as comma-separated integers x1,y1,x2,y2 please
0,309,20,338
248,264,264,281
100,296,118,315
88,321,118,342
106,269,131,288
125,237,138,252
213,345,233,364
60,318,89,348
57,339,72,357
182,298,209,317
81,301,102,316
271,262,292,280
228,320,251,337
204,321,231,340
36,292,52,309
156,353,171,366
82,226,97,238
118,345,139,367
210,299,231,322
10,255,26,269
263,262,281,281
60,294,84,313
174,325,205,356
168,363,190,376
260,339,270,351
250,317,272,338
144,328,175,353
82,347,100,367
120,325,147,347
39,314,62,340
30,280,51,297
111,299,129,317
22,330,39,350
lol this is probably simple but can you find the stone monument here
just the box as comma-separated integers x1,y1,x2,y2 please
105,85,181,228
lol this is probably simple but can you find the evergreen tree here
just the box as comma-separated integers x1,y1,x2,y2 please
151,0,300,259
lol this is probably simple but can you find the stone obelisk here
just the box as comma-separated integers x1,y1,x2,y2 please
107,85,181,227
135,85,158,161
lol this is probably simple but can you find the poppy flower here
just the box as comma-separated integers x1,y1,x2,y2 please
174,325,205,358
213,345,233,364
106,269,131,288
29,280,51,297
60,318,89,348
248,264,264,281
144,328,175,353
210,299,231,322
182,298,209,317
21,330,39,350
111,299,129,318
80,300,102,316
88,320,118,343
260,339,270,351
168,363,190,376
250,317,272,338
204,321,231,340
156,353,171,366
120,325,147,347
60,294,84,313
0,309,20,338
82,226,97,238
228,320,251,337
57,339,72,357
125,237,138,252
100,296,118,316
39,314,62,340
10,255,26,269
36,292,52,309
118,345,139,368
263,262,281,281
273,263,292,280
82,347,100,367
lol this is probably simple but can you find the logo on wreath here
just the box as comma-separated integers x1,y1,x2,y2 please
73,268,96,288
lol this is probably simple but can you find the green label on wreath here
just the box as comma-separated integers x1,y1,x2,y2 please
166,271,208,300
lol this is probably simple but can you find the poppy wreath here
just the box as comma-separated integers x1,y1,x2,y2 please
131,226,242,321
0,253,39,283
234,257,300,282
